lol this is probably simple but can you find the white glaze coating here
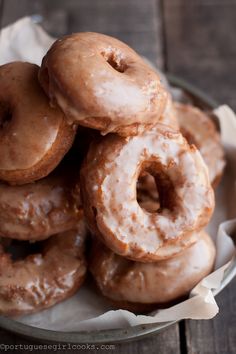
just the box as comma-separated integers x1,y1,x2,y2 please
81,124,215,261
159,94,179,130
0,220,87,316
90,231,216,305
0,167,82,240
0,62,65,170
0,61,76,185
39,32,168,136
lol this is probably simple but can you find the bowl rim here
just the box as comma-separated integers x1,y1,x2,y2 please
0,74,234,344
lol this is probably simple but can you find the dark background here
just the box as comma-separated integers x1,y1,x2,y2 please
0,0,236,353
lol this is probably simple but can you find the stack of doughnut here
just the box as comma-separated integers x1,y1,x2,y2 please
0,32,225,316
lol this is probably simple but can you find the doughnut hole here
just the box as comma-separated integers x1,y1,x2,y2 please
0,102,12,129
5,239,44,261
137,173,160,212
101,49,128,73
137,162,178,214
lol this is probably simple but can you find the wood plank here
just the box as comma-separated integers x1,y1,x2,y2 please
1,0,164,67
0,325,180,354
1,0,44,27
0,0,3,27
163,1,236,353
163,0,236,109
185,281,236,354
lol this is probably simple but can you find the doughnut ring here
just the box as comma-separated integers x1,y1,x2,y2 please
80,124,215,261
0,221,87,316
0,165,82,240
90,231,215,312
0,62,76,185
39,32,168,136
175,102,225,187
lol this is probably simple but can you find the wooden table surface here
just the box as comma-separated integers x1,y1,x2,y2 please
0,0,236,353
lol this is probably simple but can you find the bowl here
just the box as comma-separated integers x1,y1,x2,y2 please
0,75,235,344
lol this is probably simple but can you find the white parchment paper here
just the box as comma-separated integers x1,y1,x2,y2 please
1,17,236,331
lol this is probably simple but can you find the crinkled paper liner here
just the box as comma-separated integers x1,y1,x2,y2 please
0,17,236,331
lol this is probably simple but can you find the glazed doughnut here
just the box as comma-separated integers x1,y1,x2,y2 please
159,94,179,130
0,62,76,185
80,124,215,261
39,32,168,136
0,165,82,240
90,231,215,312
0,221,87,316
175,103,225,187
